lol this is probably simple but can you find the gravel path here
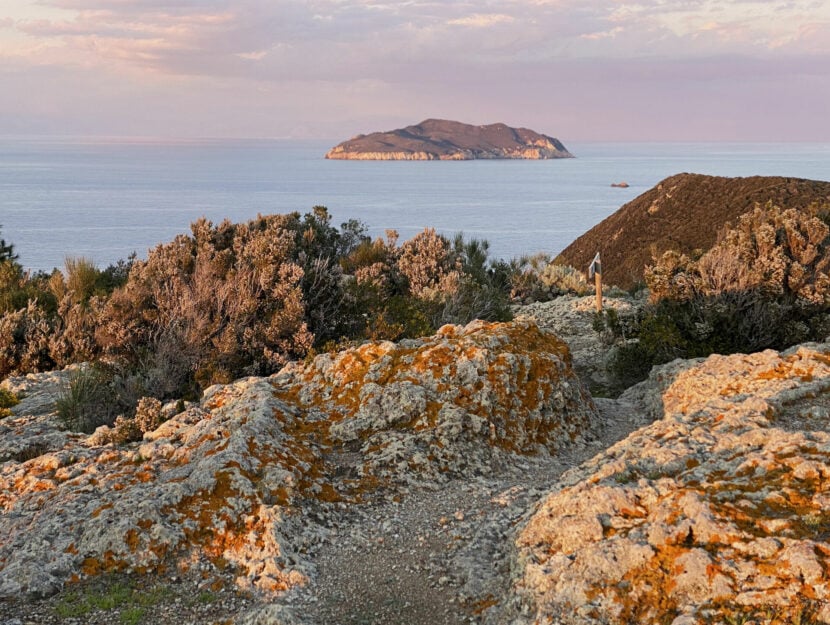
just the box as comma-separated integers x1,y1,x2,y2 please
286,398,646,625
0,399,646,625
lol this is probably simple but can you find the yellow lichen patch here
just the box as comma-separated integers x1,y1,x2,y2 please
468,595,499,615
92,503,114,518
125,528,140,552
606,545,684,623
134,469,154,483
80,551,128,577
270,319,593,491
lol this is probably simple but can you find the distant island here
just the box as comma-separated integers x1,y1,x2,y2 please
325,119,574,160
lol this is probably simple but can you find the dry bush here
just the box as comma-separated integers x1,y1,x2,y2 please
47,295,104,368
504,254,591,302
90,414,142,446
397,228,460,298
647,203,830,305
0,301,55,377
345,231,402,295
134,396,163,433
539,262,591,296
614,203,830,389
644,250,700,303
98,214,313,392
0,260,28,315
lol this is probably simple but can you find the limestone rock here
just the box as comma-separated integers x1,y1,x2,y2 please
517,295,644,390
0,319,595,599
0,376,322,598
272,319,597,485
507,342,830,624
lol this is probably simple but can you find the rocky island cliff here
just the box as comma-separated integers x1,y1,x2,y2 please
325,119,574,161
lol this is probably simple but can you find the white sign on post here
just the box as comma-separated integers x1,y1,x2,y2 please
589,252,602,312
588,252,601,279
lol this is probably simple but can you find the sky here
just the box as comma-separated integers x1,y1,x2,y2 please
1,0,829,141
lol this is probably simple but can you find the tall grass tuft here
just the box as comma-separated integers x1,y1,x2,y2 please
56,366,115,433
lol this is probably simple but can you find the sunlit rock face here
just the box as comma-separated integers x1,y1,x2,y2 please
272,319,597,484
0,319,595,598
511,343,830,625
0,375,316,598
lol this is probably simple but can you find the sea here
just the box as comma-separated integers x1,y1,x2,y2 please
1,137,829,272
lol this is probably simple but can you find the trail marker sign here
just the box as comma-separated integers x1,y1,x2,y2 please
589,252,602,312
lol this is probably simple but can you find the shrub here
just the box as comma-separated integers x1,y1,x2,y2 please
63,257,102,304
430,274,512,327
0,301,56,378
134,396,163,434
338,228,513,339
98,214,314,392
56,366,116,433
0,225,17,263
611,202,830,389
3,211,522,390
106,415,143,445
647,202,830,305
506,254,590,302
398,228,460,298
540,263,591,296
0,387,19,418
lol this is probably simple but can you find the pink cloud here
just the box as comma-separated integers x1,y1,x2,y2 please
2,0,829,141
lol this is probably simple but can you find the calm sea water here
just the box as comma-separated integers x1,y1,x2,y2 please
1,137,829,272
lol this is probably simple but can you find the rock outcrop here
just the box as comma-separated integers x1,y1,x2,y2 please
557,173,830,289
507,343,830,624
516,295,643,390
0,319,596,599
325,119,574,160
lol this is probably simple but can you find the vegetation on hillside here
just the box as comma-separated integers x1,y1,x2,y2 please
0,211,591,432
11,198,827,427
557,173,830,290
598,202,830,387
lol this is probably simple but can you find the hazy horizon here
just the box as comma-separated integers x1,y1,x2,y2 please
2,0,829,142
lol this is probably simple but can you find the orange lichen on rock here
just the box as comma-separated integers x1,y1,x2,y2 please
1,319,594,600
513,342,830,625
272,319,596,484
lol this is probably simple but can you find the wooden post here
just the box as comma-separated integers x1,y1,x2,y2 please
589,251,602,312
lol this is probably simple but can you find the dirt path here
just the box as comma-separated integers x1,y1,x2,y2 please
0,397,649,625
287,398,645,625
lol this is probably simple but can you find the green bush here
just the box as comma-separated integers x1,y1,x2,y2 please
0,387,19,418
0,225,17,263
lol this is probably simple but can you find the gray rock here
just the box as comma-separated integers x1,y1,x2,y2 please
1,319,596,602
503,341,830,624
